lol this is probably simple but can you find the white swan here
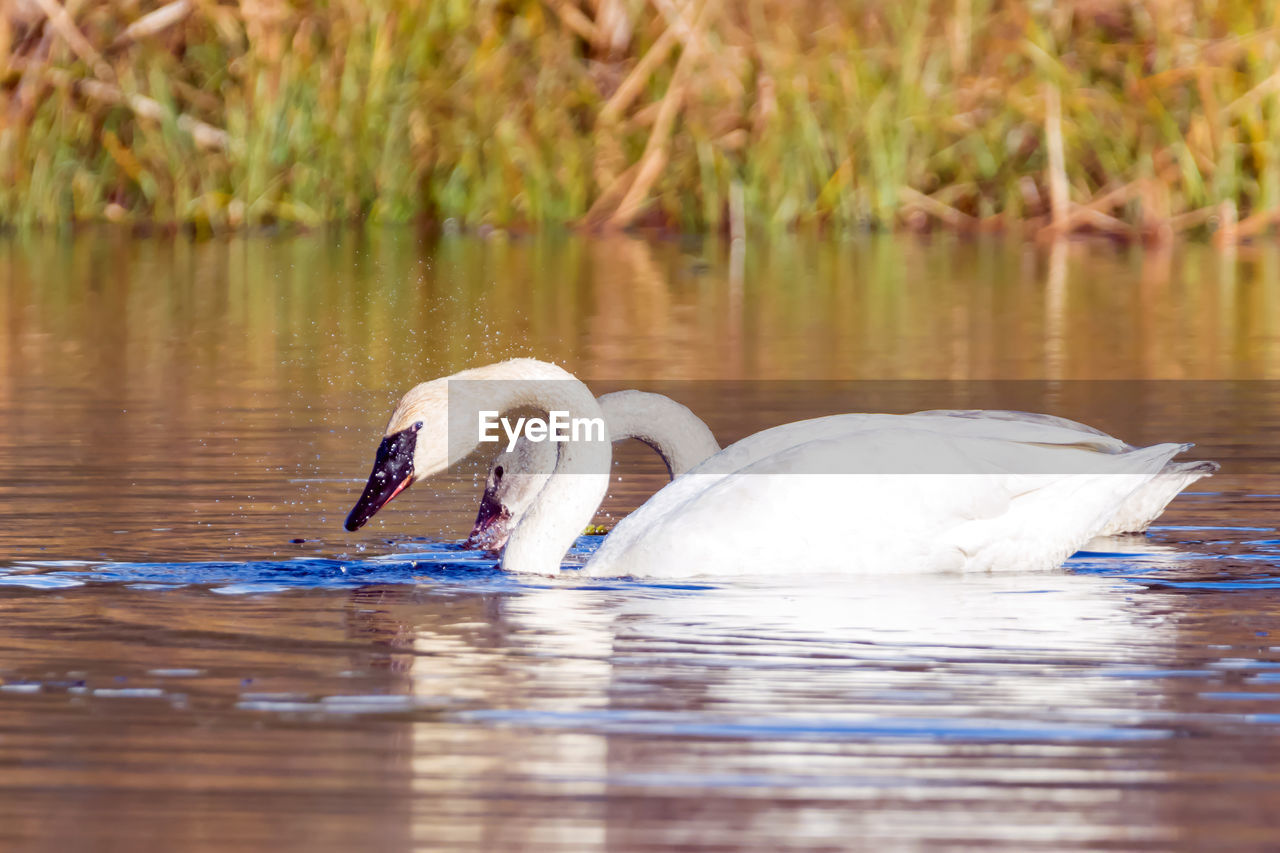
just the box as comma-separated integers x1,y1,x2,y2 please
345,360,1216,578
465,390,720,551
669,408,1217,535
468,403,1216,549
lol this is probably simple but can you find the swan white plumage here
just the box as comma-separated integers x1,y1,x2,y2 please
344,359,1214,578
911,409,1218,536
465,390,720,551
470,405,1215,547
584,430,1186,578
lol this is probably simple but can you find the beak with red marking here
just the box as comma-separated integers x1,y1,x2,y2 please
344,421,422,532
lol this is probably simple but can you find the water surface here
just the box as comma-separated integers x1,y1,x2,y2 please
2,231,1280,850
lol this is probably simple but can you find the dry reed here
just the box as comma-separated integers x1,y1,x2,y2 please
1,0,1278,241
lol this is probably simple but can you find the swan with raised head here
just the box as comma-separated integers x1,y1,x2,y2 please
344,359,1215,578
465,389,720,551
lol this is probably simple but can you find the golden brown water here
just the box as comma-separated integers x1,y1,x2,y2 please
2,230,1280,851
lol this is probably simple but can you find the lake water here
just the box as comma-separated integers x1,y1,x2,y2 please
3,230,1280,850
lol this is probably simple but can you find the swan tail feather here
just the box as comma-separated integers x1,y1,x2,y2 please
1095,456,1219,536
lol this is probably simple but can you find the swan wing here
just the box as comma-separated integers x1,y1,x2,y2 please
1094,459,1220,535
909,409,1130,450
905,412,1219,531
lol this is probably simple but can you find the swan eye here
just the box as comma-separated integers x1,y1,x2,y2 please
413,420,424,431
494,465,504,482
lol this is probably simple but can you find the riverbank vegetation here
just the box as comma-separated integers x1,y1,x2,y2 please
2,0,1278,241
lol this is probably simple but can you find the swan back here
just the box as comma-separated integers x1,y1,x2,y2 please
911,409,1127,447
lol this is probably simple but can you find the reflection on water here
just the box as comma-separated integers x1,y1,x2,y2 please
2,230,1280,849
6,543,1280,850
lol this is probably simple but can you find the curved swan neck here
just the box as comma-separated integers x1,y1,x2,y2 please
445,361,609,576
598,391,720,477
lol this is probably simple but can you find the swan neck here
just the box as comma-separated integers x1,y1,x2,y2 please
479,371,609,575
599,390,720,477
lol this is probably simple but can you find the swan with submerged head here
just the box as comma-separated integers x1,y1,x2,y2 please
345,359,1215,577
465,405,1216,551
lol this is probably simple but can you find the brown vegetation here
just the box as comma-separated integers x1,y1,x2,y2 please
1,0,1278,241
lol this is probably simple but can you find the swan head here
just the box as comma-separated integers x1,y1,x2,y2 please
343,359,612,573
344,378,457,532
463,440,553,551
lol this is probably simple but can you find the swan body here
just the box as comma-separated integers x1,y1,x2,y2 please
664,408,1217,535
345,359,1216,578
488,405,1211,544
583,429,1191,578
466,390,720,550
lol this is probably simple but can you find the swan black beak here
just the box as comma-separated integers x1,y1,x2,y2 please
344,422,421,532
464,489,512,551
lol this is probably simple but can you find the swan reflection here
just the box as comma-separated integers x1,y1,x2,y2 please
393,557,1178,846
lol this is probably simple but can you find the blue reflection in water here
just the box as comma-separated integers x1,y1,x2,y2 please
453,708,1173,743
0,536,723,593
6,524,1280,756
1,526,1279,594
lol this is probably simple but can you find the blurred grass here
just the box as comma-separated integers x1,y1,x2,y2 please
1,0,1278,239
